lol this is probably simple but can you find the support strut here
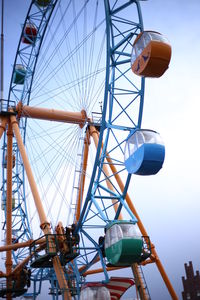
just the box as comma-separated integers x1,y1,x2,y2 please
75,129,90,223
9,114,72,300
5,121,13,300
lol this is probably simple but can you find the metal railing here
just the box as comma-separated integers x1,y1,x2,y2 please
0,99,16,114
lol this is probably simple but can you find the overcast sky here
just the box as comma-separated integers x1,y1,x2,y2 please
1,1,200,299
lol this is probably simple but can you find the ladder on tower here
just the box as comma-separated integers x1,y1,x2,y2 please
70,136,85,224
132,264,151,300
70,110,102,223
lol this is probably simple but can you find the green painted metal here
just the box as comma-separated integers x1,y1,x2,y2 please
105,238,143,266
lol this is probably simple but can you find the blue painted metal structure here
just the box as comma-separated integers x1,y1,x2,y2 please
1,0,146,298
77,1,145,283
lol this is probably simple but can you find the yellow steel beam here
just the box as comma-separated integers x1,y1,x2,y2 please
10,114,71,300
0,237,46,252
0,117,7,139
75,129,90,223
5,121,13,300
83,265,129,276
16,102,87,128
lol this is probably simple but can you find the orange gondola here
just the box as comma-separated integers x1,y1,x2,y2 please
131,31,171,77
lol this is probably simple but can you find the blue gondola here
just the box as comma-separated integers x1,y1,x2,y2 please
124,129,165,175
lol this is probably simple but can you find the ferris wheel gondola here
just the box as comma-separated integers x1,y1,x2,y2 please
13,64,26,85
124,129,165,175
22,23,37,45
131,31,172,77
80,283,111,300
104,221,151,266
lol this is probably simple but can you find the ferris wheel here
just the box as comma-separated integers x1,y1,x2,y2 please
0,0,176,299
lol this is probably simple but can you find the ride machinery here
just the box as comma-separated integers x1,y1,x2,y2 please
0,0,175,299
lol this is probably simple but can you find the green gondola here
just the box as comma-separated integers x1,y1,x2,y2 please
13,64,26,85
105,221,146,266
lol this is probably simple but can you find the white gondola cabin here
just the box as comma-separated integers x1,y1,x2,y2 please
22,24,37,44
105,221,144,266
131,31,171,77
13,65,26,85
80,283,111,300
124,129,165,175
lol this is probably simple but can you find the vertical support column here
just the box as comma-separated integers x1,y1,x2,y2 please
5,121,13,300
0,117,7,139
131,265,150,300
75,129,90,223
10,115,71,300
52,256,72,300
10,115,50,231
0,0,4,100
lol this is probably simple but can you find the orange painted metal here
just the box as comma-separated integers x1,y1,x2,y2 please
10,242,46,278
17,102,87,128
0,237,46,252
55,221,70,253
5,121,13,299
79,256,100,274
53,256,72,300
10,115,50,230
83,265,129,276
75,129,90,223
131,265,149,300
11,255,32,276
105,153,178,300
0,117,7,139
10,115,71,299
0,271,6,278
132,32,171,78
